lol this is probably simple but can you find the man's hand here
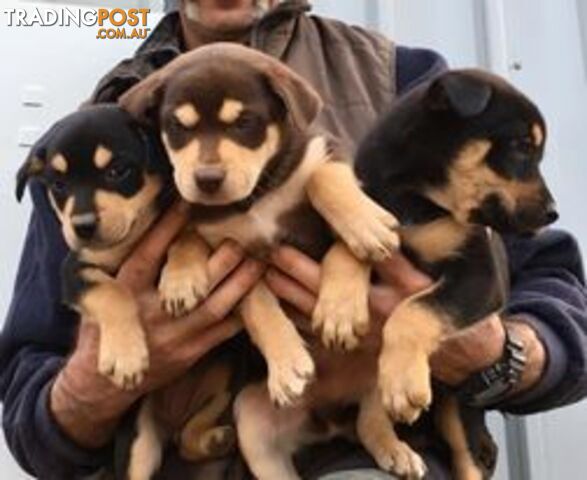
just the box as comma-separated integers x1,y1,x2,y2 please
50,204,264,449
266,246,545,400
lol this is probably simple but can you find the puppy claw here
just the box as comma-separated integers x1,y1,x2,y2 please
341,207,400,262
313,291,369,351
159,263,210,317
379,348,432,424
267,345,315,407
374,441,427,480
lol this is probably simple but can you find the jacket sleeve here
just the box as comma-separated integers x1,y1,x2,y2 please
395,45,448,96
497,229,587,414
0,184,111,479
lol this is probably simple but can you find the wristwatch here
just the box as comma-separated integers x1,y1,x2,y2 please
458,324,527,407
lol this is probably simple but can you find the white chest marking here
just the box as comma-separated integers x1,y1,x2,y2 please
198,136,329,250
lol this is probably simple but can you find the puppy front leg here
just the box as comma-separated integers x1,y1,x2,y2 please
73,266,149,389
159,226,211,317
240,281,315,407
307,161,400,262
313,241,371,350
358,388,427,479
378,282,446,424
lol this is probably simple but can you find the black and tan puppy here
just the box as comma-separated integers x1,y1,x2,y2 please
119,43,400,409
230,70,557,480
356,68,556,424
354,69,556,479
16,105,171,389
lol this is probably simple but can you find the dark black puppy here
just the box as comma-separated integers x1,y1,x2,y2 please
16,105,171,389
355,69,557,479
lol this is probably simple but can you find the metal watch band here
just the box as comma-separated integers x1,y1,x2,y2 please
458,325,527,408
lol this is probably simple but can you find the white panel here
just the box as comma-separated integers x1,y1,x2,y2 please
376,0,483,68
499,0,587,478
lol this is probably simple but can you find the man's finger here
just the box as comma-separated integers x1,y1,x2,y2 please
270,246,321,294
206,240,246,291
118,203,190,288
182,317,243,364
265,267,316,316
374,253,431,294
182,259,265,333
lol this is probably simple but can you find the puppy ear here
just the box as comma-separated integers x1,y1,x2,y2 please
119,72,166,127
16,148,46,202
429,71,492,118
265,65,323,131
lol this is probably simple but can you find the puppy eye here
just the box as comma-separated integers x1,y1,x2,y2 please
105,162,132,182
510,136,534,154
231,113,262,134
167,117,189,135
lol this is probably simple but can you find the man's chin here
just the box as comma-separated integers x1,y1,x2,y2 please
200,10,258,31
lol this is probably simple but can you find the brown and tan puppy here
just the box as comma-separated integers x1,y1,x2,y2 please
118,43,400,480
119,43,399,407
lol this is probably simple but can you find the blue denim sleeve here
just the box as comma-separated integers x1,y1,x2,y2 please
0,183,110,478
498,229,587,413
395,45,448,96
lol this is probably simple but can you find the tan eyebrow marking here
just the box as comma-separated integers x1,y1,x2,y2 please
93,145,113,169
174,103,200,128
218,98,244,124
532,123,544,146
51,154,68,173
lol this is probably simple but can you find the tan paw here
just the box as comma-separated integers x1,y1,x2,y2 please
99,326,149,390
267,343,315,407
338,201,400,262
159,262,210,317
313,288,369,350
378,348,432,424
372,439,427,480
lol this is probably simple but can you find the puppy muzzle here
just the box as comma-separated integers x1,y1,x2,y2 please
71,213,98,240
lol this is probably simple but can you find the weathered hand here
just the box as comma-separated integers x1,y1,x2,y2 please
265,245,430,333
431,315,546,394
268,246,545,397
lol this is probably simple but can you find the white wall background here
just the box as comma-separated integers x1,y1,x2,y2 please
0,1,586,478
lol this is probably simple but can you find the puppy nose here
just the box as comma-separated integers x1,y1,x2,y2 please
72,213,98,240
545,203,559,225
195,167,226,194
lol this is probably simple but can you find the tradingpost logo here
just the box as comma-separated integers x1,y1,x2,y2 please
1,7,152,40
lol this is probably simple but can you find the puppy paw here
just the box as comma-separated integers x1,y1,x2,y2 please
373,439,427,480
267,343,315,407
338,201,400,262
98,326,149,390
378,348,432,424
313,288,369,350
159,262,210,317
